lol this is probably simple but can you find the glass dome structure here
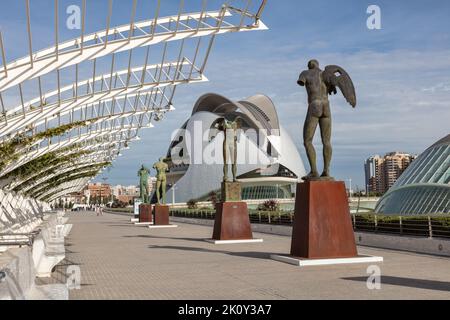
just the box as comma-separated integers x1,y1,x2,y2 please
375,134,450,215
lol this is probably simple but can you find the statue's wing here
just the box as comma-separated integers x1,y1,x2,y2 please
208,118,224,142
323,65,357,108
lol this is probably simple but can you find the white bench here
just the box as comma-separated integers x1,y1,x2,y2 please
0,247,68,300
32,214,69,278
0,192,72,279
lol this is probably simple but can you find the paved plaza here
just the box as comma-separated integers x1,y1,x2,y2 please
50,212,450,300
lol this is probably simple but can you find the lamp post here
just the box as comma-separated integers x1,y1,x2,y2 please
102,177,109,205
172,183,177,207
347,178,352,199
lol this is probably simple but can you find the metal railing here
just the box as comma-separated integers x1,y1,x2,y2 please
171,209,295,225
351,214,450,239
170,209,450,240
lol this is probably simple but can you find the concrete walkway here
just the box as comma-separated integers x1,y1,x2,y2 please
53,211,450,300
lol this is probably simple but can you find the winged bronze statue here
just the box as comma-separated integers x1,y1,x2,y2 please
297,59,357,181
209,115,242,182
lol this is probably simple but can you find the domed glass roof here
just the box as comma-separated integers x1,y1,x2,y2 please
375,134,449,215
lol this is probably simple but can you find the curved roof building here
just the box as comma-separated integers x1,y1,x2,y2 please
375,134,450,215
164,93,306,203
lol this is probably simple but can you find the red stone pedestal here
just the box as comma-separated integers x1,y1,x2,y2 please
154,205,170,225
139,204,153,223
290,181,358,259
212,202,253,240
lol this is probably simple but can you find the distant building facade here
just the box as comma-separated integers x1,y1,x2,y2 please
365,152,417,195
85,183,112,204
111,185,140,204
60,192,85,205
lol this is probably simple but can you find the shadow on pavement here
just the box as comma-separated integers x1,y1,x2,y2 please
342,276,450,292
147,244,274,260
124,234,206,243
105,224,142,228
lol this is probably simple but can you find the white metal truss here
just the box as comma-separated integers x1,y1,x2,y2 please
37,177,93,202
0,6,267,93
20,111,152,154
44,183,88,202
10,136,135,192
1,123,142,177
19,159,115,195
0,0,268,203
0,61,205,137
9,143,128,192
27,164,112,199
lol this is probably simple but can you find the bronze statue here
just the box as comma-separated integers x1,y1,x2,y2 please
297,59,356,181
137,165,151,204
214,117,241,182
153,157,169,204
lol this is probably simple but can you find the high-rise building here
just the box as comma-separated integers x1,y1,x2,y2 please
365,155,384,194
365,152,416,195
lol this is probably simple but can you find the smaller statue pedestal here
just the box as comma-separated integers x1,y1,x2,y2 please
271,181,382,266
209,202,263,244
154,205,170,225
139,204,153,224
208,182,263,244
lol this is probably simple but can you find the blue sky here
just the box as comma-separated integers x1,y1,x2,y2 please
1,0,449,190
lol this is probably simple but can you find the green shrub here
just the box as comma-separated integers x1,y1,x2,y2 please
257,200,280,212
187,199,198,210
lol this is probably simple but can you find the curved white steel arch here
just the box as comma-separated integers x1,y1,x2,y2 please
44,184,87,202
27,165,111,199
9,144,126,192
0,0,268,203
1,123,143,177
0,8,266,92
37,177,93,202
1,124,139,175
0,62,203,137
11,135,137,192
41,163,117,201
19,159,115,195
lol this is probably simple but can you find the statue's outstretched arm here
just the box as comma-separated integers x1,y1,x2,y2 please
297,71,307,86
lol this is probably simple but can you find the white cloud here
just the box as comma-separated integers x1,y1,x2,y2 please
105,47,450,186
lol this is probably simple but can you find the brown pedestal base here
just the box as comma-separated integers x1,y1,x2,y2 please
154,205,170,225
290,181,358,259
212,202,254,241
139,204,153,223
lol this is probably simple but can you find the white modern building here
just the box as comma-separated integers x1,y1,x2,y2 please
164,93,306,203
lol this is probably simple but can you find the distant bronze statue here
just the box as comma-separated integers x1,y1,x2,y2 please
214,117,241,182
297,59,356,181
153,157,169,205
137,165,151,204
